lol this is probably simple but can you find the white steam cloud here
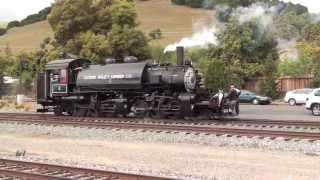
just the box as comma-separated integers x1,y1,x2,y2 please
164,15,221,53
164,26,219,53
232,3,299,61
165,3,300,61
277,38,299,61
232,4,277,29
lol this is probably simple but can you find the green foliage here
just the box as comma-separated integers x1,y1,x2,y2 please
47,0,150,62
201,58,227,92
0,48,40,92
303,23,320,43
71,31,110,64
209,20,278,78
9,52,39,92
297,39,320,88
278,58,312,77
259,53,280,98
149,29,162,40
106,25,150,60
171,0,186,5
6,21,21,29
149,45,177,64
274,11,311,39
0,28,6,36
311,50,320,88
111,1,137,28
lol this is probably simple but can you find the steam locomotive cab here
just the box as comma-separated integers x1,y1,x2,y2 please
37,58,91,114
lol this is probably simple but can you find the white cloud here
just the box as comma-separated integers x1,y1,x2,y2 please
281,0,320,14
0,0,54,21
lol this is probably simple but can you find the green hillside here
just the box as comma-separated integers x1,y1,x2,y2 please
0,0,211,53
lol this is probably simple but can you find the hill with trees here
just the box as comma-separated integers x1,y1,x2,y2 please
0,0,211,52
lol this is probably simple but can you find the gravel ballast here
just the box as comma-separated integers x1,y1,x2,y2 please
0,122,319,179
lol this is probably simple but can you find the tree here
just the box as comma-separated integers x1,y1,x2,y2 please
202,58,227,92
6,21,20,29
47,0,150,62
148,29,162,40
298,42,320,87
274,11,311,40
303,23,320,44
0,28,6,36
259,51,280,98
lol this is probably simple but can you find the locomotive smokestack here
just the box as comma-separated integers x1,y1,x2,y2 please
176,46,184,66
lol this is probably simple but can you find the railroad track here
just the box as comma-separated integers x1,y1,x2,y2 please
0,113,320,141
0,113,319,129
0,159,168,180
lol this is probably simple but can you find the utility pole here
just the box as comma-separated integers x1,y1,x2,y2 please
19,59,28,94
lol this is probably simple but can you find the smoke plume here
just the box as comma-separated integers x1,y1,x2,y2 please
232,3,277,29
164,2,300,61
164,18,220,53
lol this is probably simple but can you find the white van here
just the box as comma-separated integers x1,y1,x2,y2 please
284,88,313,106
306,88,320,116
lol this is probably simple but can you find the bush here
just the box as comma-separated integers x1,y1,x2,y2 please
171,0,186,5
6,21,20,29
0,28,6,36
148,29,162,40
201,58,227,92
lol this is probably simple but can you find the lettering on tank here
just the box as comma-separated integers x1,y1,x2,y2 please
82,74,134,80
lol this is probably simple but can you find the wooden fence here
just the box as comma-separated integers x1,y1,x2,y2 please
243,76,313,93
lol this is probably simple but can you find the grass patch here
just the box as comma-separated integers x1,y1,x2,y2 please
0,101,9,109
15,104,25,110
0,21,7,28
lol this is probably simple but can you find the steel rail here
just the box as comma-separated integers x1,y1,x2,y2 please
0,114,320,141
0,159,170,180
0,113,319,128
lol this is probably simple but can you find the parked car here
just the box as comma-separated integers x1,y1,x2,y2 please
306,88,320,116
284,88,313,106
239,90,272,105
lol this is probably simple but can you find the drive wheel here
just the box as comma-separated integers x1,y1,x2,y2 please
131,100,148,118
312,103,320,116
252,99,259,105
54,106,63,116
288,99,296,106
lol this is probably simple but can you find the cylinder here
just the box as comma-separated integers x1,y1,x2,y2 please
176,46,184,66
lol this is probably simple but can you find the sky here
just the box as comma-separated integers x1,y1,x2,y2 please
0,0,54,21
0,0,319,22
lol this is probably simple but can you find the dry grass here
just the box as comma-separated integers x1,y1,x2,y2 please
0,21,7,28
0,0,211,52
136,0,212,46
0,21,53,52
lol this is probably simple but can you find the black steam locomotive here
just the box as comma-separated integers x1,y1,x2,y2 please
37,47,238,119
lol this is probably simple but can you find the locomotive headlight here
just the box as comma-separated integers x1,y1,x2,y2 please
184,68,197,92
